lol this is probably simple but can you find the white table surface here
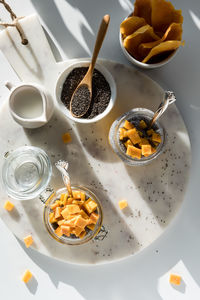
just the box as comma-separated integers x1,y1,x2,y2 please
0,0,200,299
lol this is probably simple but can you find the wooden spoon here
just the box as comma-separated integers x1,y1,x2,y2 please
70,14,110,118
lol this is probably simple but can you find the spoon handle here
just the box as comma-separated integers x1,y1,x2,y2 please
55,160,72,197
149,91,176,128
90,14,110,72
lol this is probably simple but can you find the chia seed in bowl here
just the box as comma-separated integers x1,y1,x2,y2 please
61,67,111,119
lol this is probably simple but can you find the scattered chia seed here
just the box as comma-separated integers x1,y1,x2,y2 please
61,67,111,119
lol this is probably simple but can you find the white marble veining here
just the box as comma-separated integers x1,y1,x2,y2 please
0,15,191,265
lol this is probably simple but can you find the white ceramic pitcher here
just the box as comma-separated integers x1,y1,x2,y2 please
6,82,54,129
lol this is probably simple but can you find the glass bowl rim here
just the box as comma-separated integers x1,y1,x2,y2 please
1,145,52,200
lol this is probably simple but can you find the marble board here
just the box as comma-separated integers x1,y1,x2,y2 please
0,15,191,265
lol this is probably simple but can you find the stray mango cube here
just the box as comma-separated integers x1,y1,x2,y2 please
4,200,14,211
118,200,128,210
22,270,33,283
169,274,181,285
23,235,33,248
62,132,72,143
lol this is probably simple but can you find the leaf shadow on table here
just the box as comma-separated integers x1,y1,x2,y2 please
125,113,191,229
30,0,133,62
22,106,140,263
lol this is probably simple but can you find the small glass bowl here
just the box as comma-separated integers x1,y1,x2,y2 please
109,108,166,166
2,146,52,200
43,186,103,245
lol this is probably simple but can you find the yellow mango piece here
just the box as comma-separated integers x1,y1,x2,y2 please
140,23,183,58
54,207,62,219
79,209,89,219
139,120,147,129
126,145,142,159
124,139,133,148
72,200,84,205
74,226,83,237
118,199,128,210
23,235,33,248
74,215,88,229
124,120,134,130
152,132,161,143
124,25,160,61
147,129,154,136
62,193,68,206
140,137,150,146
60,225,71,236
22,270,32,283
120,16,146,37
80,192,86,201
141,144,152,156
61,204,81,219
127,128,141,145
84,199,98,214
169,274,181,285
49,212,57,223
62,132,72,143
142,40,184,64
151,146,157,153
57,219,65,226
67,197,74,204
72,190,82,199
55,226,63,237
79,230,86,239
151,0,183,35
4,200,14,211
50,202,59,210
88,212,99,225
87,224,95,231
119,127,128,140
133,0,152,25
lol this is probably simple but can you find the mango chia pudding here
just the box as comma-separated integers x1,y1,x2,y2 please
44,186,103,245
109,108,165,166
119,119,161,159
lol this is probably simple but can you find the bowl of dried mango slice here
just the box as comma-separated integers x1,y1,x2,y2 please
109,108,165,165
120,0,184,68
43,186,103,245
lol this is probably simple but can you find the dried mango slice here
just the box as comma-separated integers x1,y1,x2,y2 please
133,0,152,25
124,25,160,60
139,23,183,58
151,0,183,35
120,16,146,38
142,40,184,63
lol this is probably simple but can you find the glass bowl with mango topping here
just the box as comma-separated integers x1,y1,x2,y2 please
43,185,103,245
109,108,165,166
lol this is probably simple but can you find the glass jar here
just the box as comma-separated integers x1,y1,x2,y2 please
2,146,52,200
109,108,166,166
43,186,103,245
